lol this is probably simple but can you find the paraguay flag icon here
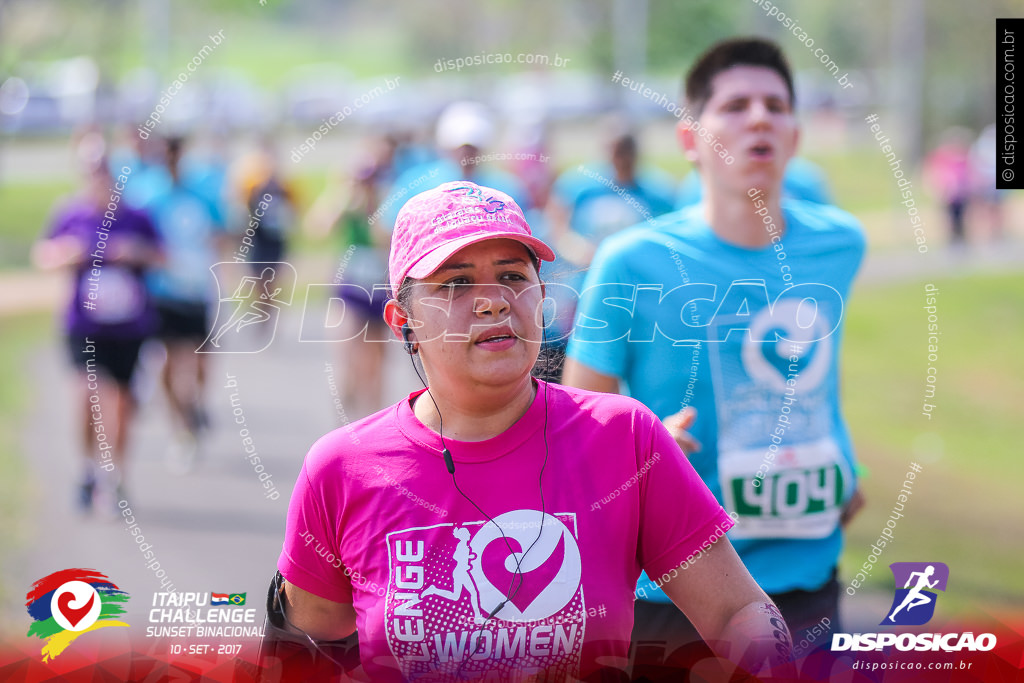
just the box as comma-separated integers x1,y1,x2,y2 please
211,592,246,606
25,568,130,661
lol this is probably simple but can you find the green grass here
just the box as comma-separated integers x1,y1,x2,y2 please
0,179,75,268
206,20,415,86
0,312,50,630
840,273,1024,615
807,149,918,216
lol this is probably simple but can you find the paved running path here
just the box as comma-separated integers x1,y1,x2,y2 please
9,300,419,633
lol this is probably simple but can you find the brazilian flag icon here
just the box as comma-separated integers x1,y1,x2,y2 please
228,593,246,606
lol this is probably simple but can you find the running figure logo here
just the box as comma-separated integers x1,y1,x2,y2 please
418,527,486,624
199,262,296,353
882,562,949,626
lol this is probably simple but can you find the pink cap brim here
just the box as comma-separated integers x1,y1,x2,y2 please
405,232,556,283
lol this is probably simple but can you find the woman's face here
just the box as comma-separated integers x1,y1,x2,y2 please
404,238,544,390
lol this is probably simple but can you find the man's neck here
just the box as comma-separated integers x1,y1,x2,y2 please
704,186,784,248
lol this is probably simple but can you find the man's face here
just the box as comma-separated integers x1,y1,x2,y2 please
680,65,798,197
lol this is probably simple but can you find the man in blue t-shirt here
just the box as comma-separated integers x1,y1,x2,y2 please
563,38,865,657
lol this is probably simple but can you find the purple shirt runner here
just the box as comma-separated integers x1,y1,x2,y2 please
47,198,163,339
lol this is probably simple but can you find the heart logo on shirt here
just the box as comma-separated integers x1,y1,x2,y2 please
760,330,816,377
481,531,566,614
468,511,582,622
741,301,833,393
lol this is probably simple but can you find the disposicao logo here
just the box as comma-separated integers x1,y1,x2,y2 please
25,568,130,661
883,562,948,626
831,562,996,653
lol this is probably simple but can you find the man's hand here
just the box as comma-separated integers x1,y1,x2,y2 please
840,489,865,527
663,406,702,455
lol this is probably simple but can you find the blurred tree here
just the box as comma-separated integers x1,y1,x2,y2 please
645,0,741,75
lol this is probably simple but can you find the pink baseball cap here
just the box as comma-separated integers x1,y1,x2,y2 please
388,181,555,296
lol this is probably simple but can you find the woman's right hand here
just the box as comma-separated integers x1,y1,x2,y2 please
663,406,702,456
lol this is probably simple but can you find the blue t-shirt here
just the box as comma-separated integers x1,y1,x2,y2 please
113,156,171,210
143,182,225,304
552,164,675,298
555,163,676,244
677,157,832,209
380,159,531,231
566,200,865,597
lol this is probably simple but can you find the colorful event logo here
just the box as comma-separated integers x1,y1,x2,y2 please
25,568,130,661
882,562,950,626
443,184,506,212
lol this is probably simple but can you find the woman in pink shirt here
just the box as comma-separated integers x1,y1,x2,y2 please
270,181,791,681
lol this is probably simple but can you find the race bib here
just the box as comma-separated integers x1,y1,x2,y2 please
82,266,146,325
720,438,850,540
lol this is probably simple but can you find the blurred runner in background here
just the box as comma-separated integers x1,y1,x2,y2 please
141,135,227,472
33,137,164,513
230,140,299,268
380,101,531,230
110,125,171,210
548,118,676,276
925,127,974,248
305,135,396,417
970,124,1007,242
541,119,675,382
228,140,300,348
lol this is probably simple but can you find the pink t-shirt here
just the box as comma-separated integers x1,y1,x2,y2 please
279,379,733,681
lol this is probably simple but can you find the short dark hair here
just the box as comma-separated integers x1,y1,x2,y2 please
684,37,795,117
